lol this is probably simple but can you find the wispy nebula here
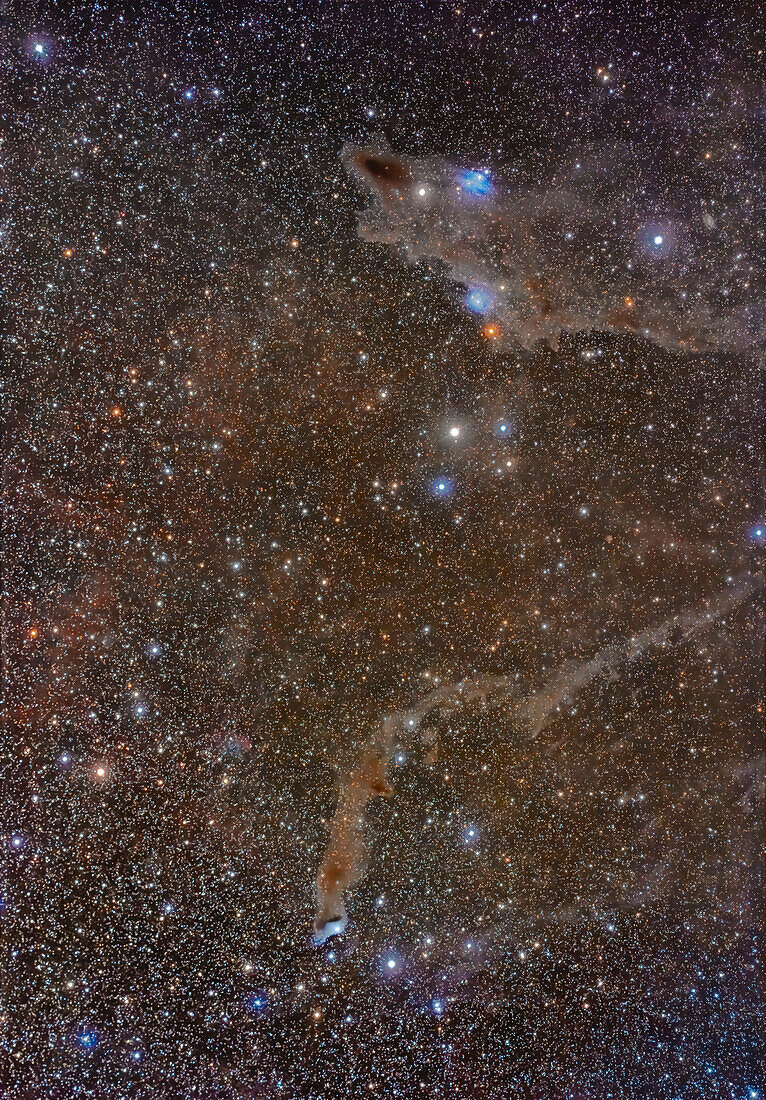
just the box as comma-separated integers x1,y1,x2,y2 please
519,574,756,736
344,113,765,354
313,576,756,941
313,745,394,943
314,678,514,942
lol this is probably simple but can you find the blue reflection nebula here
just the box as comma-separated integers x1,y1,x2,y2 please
459,169,492,195
465,288,493,314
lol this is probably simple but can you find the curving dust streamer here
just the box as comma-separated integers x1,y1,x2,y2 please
313,576,756,942
519,573,756,736
313,677,513,941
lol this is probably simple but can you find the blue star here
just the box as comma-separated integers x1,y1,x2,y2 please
429,476,454,498
246,992,268,1014
26,36,53,62
462,825,479,845
380,952,401,975
644,227,670,255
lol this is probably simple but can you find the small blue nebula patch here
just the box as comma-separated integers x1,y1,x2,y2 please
465,288,493,314
313,916,347,945
458,169,492,195
246,992,269,1013
77,1030,99,1050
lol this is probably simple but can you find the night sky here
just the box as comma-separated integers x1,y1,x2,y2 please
3,2,765,1097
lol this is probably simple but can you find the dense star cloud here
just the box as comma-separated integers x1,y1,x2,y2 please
3,1,764,1098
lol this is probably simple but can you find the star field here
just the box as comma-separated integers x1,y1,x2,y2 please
3,2,764,1098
